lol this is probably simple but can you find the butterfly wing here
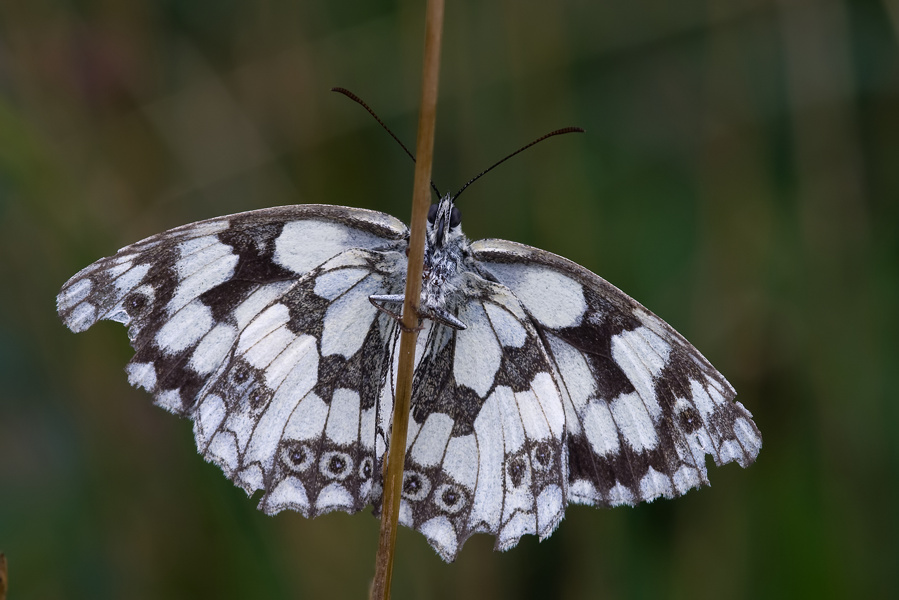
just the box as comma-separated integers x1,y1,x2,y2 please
58,203,761,560
58,204,407,515
471,238,761,511
382,273,569,561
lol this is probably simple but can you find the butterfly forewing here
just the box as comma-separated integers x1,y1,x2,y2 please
471,238,761,509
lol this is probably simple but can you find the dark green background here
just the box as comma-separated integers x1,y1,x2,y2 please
2,0,897,598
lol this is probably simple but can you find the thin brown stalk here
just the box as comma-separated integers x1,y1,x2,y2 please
0,553,7,600
370,0,444,598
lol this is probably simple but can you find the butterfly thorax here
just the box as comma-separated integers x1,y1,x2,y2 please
419,195,469,329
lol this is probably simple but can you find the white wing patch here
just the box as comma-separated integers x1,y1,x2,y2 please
284,394,329,441
325,389,362,446
155,301,214,353
453,303,501,397
470,392,504,530
189,323,238,375
274,220,390,275
442,434,478,489
483,302,527,348
320,274,383,358
481,262,586,329
314,267,370,300
126,362,157,391
114,263,151,295
531,372,565,438
610,392,659,452
544,333,593,432
410,413,454,467
67,302,98,332
234,282,293,329
582,400,620,456
238,304,292,367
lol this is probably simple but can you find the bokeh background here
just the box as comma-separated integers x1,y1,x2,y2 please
2,0,897,598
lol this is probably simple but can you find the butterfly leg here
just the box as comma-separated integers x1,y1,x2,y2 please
369,295,465,330
418,306,466,330
369,295,425,333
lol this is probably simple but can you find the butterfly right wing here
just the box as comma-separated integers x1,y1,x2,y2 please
202,250,403,517
58,204,408,515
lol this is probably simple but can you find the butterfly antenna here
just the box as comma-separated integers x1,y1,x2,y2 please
332,87,442,198
452,126,585,201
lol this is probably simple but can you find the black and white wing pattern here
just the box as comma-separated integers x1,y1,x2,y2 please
380,238,761,561
57,205,409,517
471,240,760,526
58,195,761,563
388,272,570,560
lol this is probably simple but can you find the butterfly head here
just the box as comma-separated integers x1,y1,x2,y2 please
426,193,463,248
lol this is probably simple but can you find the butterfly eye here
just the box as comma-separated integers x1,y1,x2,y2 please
449,206,462,228
427,204,439,223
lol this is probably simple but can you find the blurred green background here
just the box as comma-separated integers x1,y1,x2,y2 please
1,0,897,598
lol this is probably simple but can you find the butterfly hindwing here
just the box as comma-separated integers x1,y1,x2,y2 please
386,274,568,561
213,255,402,517
471,238,762,508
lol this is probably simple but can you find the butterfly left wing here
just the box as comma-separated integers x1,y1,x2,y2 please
58,205,408,515
471,238,761,512
379,274,569,561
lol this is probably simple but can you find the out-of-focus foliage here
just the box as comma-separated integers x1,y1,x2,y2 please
1,0,897,598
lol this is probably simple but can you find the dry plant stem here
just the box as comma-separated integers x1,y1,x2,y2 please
370,0,444,598
0,553,7,600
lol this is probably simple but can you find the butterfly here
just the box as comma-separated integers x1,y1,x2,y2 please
57,128,761,562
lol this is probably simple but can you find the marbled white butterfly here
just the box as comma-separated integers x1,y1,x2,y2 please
57,129,761,561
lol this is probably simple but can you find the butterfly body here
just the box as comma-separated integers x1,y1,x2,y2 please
371,194,471,330
58,195,761,561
